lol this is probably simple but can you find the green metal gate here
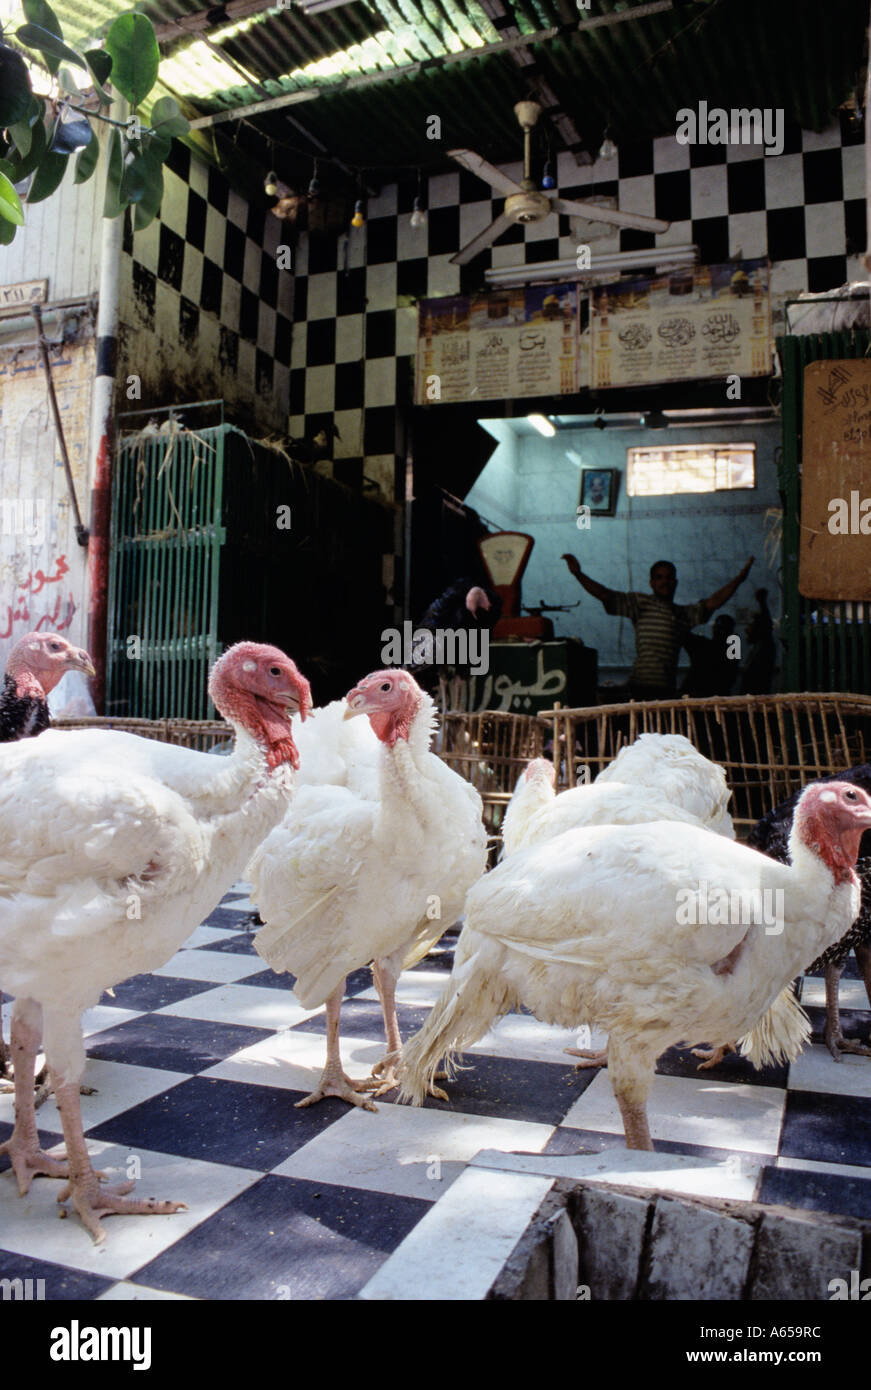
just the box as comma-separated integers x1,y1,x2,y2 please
777,329,871,694
107,406,226,719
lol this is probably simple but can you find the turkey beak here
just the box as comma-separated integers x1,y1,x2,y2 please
343,689,367,719
72,649,96,678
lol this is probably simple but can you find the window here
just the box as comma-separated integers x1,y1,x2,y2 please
626,443,756,496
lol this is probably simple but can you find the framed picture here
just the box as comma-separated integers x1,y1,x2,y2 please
579,468,618,516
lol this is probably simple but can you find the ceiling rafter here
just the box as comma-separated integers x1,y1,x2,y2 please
188,0,676,128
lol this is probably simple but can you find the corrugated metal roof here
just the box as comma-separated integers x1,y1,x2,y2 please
5,0,867,194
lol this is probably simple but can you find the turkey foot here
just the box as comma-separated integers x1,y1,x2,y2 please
366,1051,450,1101
296,981,377,1110
294,1064,377,1112
0,1004,69,1194
691,1042,736,1070
824,1027,871,1061
56,1173,186,1245
53,1077,185,1244
0,1133,68,1196
565,1046,608,1070
360,1049,402,1097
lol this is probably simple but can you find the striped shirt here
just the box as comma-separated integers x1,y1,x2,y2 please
603,591,709,690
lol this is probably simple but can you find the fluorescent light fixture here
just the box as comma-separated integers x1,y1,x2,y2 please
485,245,698,288
528,414,556,436
295,0,358,11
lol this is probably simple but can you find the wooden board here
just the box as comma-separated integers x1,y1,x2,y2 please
799,359,871,599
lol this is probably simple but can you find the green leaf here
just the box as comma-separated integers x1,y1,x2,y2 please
26,148,68,203
82,49,112,106
9,120,32,157
5,116,46,182
144,130,171,162
22,0,63,74
0,170,25,225
84,48,112,85
105,14,159,108
0,47,34,127
120,152,147,204
0,217,17,245
74,128,99,184
133,153,163,230
103,126,124,218
16,22,88,70
150,94,189,138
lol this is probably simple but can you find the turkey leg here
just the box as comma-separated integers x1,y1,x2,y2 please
823,959,871,1059
616,1092,654,1150
294,981,377,1111
0,999,68,1193
53,1076,186,1244
609,1037,655,1151
366,958,449,1100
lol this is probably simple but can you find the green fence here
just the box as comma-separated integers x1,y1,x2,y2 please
107,408,226,719
776,329,871,693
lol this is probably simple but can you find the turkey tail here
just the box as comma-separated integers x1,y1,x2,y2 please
398,946,513,1106
738,985,810,1068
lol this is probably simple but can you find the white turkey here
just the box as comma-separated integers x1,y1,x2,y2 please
500,733,735,861
400,782,871,1149
0,632,96,1083
249,668,487,1109
0,642,310,1242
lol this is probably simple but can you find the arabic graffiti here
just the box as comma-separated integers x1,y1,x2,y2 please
0,554,76,640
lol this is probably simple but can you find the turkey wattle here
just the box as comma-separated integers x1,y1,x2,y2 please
249,668,488,1109
0,642,310,1242
400,782,871,1150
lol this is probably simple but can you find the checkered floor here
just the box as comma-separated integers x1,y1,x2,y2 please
2,889,870,1301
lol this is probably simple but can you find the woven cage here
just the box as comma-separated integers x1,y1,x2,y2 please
544,692,871,837
435,710,545,835
52,716,231,753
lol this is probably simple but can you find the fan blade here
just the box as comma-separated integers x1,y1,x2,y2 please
552,197,670,233
448,149,523,197
451,212,516,265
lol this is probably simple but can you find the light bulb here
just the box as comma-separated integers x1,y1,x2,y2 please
541,161,555,190
351,199,365,228
410,196,426,228
598,135,617,161
264,169,278,196
308,175,320,198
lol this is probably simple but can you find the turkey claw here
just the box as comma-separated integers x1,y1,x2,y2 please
564,1046,608,1070
0,1137,68,1195
824,1031,871,1061
294,1070,378,1112
691,1043,736,1070
57,1177,187,1245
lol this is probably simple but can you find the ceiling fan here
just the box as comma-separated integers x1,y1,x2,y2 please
448,100,670,266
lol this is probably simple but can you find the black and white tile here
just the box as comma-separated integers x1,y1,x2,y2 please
2,889,870,1299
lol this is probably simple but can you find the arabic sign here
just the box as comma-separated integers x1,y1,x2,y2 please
0,280,48,315
590,260,771,388
799,359,871,599
416,282,586,404
0,338,93,668
467,643,568,714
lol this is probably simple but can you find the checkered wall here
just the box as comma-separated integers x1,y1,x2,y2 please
119,143,293,434
290,116,866,497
